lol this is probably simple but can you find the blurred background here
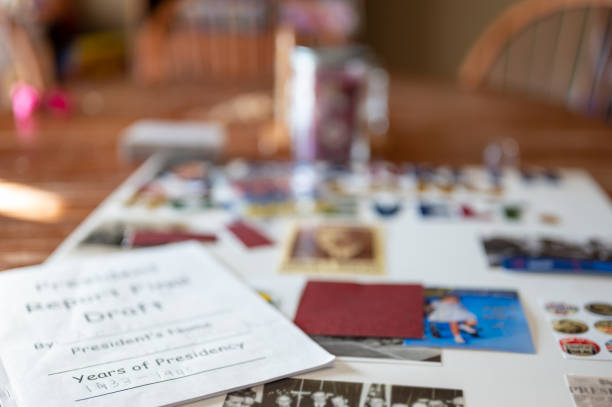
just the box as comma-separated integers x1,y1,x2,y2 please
0,0,518,79
2,0,612,269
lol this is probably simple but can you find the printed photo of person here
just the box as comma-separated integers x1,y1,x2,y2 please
404,287,535,354
223,387,262,407
300,379,363,407
426,294,479,344
262,379,303,407
361,384,387,407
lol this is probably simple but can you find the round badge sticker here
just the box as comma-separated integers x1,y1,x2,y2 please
553,319,589,334
545,302,579,316
559,337,600,356
595,320,612,335
607,339,612,352
585,302,612,316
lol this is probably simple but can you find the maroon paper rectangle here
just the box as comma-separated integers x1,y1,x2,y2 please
126,230,217,247
227,220,274,248
294,281,424,338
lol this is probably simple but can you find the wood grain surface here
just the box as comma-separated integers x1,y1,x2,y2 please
1,76,610,271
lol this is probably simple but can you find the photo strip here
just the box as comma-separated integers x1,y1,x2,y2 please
223,378,464,407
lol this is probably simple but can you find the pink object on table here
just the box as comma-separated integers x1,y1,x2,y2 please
294,281,424,338
11,83,40,120
44,88,72,116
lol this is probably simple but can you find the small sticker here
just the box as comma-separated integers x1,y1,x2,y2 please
539,213,560,225
553,319,589,334
606,339,612,352
595,320,612,335
503,205,522,221
545,302,579,316
585,302,612,316
560,337,600,356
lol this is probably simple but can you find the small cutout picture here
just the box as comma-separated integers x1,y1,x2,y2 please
594,320,612,335
545,302,579,316
585,303,612,316
280,224,384,275
552,319,589,335
560,337,600,356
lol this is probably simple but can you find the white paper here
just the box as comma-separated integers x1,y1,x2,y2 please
0,243,334,407
566,375,612,407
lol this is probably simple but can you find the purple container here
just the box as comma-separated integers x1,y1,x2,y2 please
290,46,369,164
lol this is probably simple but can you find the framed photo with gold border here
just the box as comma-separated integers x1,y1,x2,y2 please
280,223,385,275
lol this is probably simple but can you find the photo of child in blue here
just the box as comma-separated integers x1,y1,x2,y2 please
403,288,535,354
426,294,479,344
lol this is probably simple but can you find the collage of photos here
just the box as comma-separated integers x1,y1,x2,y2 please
119,157,570,226
124,158,214,210
223,378,464,407
40,153,612,407
403,288,535,354
482,235,612,274
542,300,612,360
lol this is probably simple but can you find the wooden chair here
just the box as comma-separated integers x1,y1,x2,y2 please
133,0,276,84
460,0,612,119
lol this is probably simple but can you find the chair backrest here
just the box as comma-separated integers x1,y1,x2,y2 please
133,0,276,84
460,0,612,119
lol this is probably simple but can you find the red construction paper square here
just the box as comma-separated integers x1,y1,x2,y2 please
294,281,424,338
127,230,217,247
228,220,274,248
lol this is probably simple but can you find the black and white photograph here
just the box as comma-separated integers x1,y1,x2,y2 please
223,387,263,407
224,380,463,407
390,384,464,407
225,379,364,407
361,384,387,407
312,336,442,364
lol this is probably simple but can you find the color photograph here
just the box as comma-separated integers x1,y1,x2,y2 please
280,224,384,275
403,287,535,353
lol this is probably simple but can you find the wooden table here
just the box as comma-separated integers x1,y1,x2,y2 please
1,75,611,271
